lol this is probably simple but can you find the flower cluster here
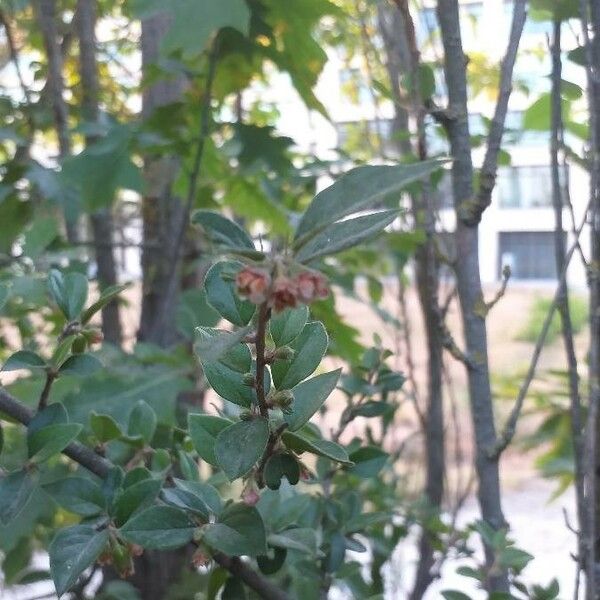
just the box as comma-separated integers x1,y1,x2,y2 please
236,266,329,312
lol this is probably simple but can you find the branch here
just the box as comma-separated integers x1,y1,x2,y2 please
38,370,57,411
34,0,71,158
0,386,289,598
467,0,528,226
213,553,289,600
0,386,111,478
488,195,592,458
255,302,270,418
0,9,35,131
474,265,511,318
148,40,219,340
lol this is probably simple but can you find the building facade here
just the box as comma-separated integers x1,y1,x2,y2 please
272,0,590,289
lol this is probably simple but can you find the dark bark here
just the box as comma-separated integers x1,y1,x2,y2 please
138,13,187,347
76,0,122,345
435,0,509,592
549,20,586,587
378,4,445,597
33,0,79,243
471,0,527,224
579,0,600,596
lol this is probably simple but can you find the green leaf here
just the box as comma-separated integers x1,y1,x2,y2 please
173,478,222,515
0,283,9,312
188,414,232,466
2,350,47,371
58,353,103,377
295,210,398,263
48,270,89,321
271,322,328,389
22,213,59,259
523,93,551,131
264,453,300,490
113,478,162,527
81,284,129,325
195,326,252,364
27,423,82,464
28,403,68,434
90,412,122,443
351,401,389,418
176,289,220,339
441,592,472,600
282,431,351,464
204,261,256,327
202,362,255,408
203,503,266,556
120,506,196,550
294,161,444,244
61,125,142,211
348,446,388,478
344,511,391,534
269,305,308,347
49,525,109,597
43,477,105,517
285,369,341,431
192,210,259,257
0,470,36,524
127,401,157,444
268,528,317,556
162,479,223,520
196,332,255,407
215,418,270,480
133,0,250,58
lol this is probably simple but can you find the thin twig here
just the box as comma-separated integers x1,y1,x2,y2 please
149,39,219,340
38,370,57,411
469,0,529,225
0,8,35,131
488,195,592,458
255,302,270,418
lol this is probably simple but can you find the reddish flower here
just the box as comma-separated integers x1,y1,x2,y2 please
236,266,271,304
242,482,260,506
295,271,329,304
270,276,299,312
191,548,211,568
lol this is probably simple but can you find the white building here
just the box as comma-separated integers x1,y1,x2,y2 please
271,0,590,289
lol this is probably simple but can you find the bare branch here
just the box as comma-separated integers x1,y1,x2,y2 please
489,195,592,458
469,0,528,225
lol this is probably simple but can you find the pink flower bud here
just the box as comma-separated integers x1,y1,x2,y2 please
236,266,271,304
296,271,330,303
242,482,261,506
270,276,299,312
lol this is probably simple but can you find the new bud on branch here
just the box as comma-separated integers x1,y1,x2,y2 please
236,265,329,312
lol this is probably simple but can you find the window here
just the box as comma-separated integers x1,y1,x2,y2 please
496,165,567,209
498,231,564,280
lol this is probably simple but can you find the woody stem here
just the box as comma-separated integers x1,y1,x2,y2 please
255,302,270,418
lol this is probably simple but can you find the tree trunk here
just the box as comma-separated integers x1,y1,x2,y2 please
582,1,600,596
549,18,585,588
34,0,79,243
76,0,122,346
435,0,509,592
378,4,445,597
138,14,187,347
